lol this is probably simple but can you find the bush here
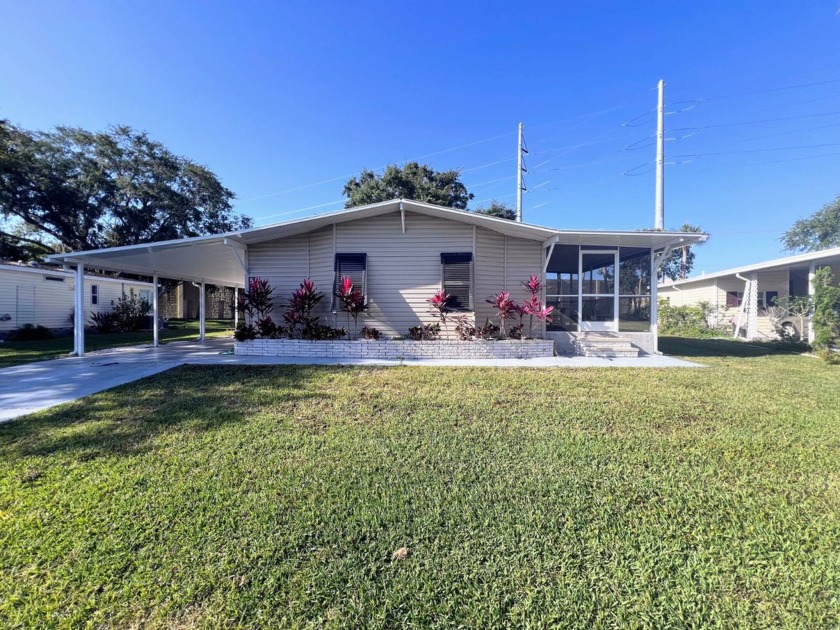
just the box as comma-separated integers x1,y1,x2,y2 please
408,323,440,341
89,310,119,333
812,267,840,361
658,300,724,338
113,290,151,332
453,315,475,341
362,326,381,340
234,322,258,342
308,324,347,340
8,324,52,341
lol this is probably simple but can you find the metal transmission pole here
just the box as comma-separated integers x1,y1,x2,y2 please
654,79,665,230
516,122,528,222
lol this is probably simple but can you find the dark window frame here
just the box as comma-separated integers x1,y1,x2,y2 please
441,252,473,312
333,253,367,311
91,284,99,306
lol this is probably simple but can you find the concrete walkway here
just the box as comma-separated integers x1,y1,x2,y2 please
0,339,702,422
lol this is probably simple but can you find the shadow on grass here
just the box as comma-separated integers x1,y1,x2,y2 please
0,365,323,460
659,336,810,358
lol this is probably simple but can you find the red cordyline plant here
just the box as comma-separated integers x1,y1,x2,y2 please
520,274,552,338
427,289,450,336
335,276,366,339
238,277,274,321
520,295,554,338
486,291,518,339
285,278,324,338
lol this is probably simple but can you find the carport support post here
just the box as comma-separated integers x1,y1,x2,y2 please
233,287,238,328
199,281,206,341
808,261,816,343
74,263,85,357
650,250,659,354
152,273,159,348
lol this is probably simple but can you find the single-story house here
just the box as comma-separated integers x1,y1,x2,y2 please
47,199,705,357
0,261,154,337
658,246,840,341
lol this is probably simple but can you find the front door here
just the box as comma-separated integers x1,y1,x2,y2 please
579,250,618,332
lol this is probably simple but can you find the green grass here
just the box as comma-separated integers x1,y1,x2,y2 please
1,339,838,627
0,319,233,368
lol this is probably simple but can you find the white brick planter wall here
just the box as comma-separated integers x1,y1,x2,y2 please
234,339,556,360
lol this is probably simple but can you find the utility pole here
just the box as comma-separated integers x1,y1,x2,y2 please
654,79,665,230
516,122,527,223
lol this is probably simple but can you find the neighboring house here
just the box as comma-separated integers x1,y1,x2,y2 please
159,283,236,320
0,262,154,336
47,199,705,356
658,247,840,341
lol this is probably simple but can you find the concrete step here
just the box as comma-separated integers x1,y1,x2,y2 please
574,334,641,358
580,349,640,358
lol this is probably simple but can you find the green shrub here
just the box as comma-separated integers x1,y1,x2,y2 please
408,323,441,341
812,267,840,362
658,300,724,338
112,290,151,332
89,310,119,333
8,324,52,341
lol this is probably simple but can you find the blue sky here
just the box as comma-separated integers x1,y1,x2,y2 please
2,1,840,275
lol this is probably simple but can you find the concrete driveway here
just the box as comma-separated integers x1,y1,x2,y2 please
0,339,701,422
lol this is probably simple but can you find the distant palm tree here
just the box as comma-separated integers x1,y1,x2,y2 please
677,224,705,280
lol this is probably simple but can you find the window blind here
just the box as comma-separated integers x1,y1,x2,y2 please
441,253,472,311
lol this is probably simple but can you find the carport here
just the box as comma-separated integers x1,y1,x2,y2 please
48,234,249,356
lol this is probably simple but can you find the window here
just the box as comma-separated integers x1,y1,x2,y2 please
44,275,65,283
441,253,473,311
140,290,152,304
726,291,776,309
333,253,367,310
90,284,99,305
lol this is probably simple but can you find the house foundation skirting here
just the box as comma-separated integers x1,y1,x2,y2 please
234,339,556,360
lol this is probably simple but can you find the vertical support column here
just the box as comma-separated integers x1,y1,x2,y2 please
650,250,659,354
152,273,159,348
74,263,85,357
808,261,816,343
746,272,759,340
233,287,239,328
199,281,206,341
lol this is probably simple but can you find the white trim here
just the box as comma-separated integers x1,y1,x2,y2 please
0,263,154,286
659,246,840,288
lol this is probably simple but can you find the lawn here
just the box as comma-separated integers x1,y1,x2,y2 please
0,319,234,368
1,339,838,627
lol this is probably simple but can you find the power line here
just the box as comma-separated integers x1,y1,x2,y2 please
673,142,840,158
671,78,840,105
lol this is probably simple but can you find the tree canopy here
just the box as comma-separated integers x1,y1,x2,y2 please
343,162,474,209
0,121,251,258
781,195,840,252
660,224,705,282
474,200,517,221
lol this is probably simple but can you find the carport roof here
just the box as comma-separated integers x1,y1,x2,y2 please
47,199,706,285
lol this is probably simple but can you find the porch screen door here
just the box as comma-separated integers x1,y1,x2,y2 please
579,250,618,332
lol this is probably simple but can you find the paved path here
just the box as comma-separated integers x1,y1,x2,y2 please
0,340,702,422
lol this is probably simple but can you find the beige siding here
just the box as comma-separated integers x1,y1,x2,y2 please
246,210,545,338
0,266,152,332
308,227,336,323
334,211,472,336
659,280,717,307
474,229,505,326
247,234,309,320
474,230,544,330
